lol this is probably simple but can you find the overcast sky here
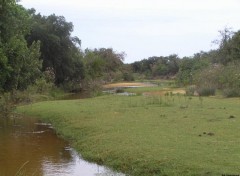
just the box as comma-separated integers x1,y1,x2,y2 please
20,0,240,63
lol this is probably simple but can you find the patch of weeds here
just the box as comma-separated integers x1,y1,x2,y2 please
179,94,192,109
164,92,175,105
200,132,215,136
147,95,172,107
186,85,196,96
223,88,240,97
160,114,167,118
229,115,235,119
207,132,215,136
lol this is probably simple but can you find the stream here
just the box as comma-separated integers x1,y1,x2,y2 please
0,116,125,176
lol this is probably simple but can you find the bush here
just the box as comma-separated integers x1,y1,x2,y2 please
193,62,240,97
223,88,240,97
123,72,135,81
35,78,54,93
60,81,82,93
197,87,216,96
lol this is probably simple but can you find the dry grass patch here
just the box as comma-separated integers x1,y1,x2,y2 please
103,82,155,89
144,88,186,96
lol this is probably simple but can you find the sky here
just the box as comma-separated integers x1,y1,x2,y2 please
19,0,240,63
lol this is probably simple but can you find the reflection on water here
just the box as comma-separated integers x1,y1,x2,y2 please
0,116,124,176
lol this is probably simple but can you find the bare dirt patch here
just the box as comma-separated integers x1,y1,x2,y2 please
103,82,155,89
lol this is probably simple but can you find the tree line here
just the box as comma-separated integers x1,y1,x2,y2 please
1,1,240,98
0,1,125,94
130,28,240,97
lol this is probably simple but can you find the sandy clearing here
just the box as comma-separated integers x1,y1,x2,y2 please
103,82,156,89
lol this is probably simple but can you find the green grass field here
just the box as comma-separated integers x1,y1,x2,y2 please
17,94,240,175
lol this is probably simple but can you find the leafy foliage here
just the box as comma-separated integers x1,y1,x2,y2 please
83,48,124,81
26,12,85,85
131,55,179,78
176,55,210,86
3,36,42,90
0,1,42,92
1,1,240,99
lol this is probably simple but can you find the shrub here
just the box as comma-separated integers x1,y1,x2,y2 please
61,81,82,93
123,72,135,81
193,62,240,97
35,78,54,93
197,87,216,96
223,88,240,97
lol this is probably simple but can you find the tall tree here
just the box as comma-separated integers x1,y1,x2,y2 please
83,48,124,81
211,28,240,65
0,1,42,91
26,12,84,85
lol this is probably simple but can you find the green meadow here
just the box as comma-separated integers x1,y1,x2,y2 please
17,93,240,175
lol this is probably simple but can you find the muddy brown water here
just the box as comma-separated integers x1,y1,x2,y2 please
0,116,124,176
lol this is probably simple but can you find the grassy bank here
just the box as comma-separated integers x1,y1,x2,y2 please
17,94,240,175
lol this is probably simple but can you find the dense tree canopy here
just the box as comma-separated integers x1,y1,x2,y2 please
0,1,41,92
26,12,84,85
83,48,124,81
218,30,240,64
131,55,179,78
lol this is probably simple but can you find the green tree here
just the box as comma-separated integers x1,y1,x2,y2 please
0,48,10,92
176,56,209,85
3,36,41,90
214,28,240,64
215,28,233,65
131,55,179,78
26,13,84,85
83,48,124,81
0,0,31,43
0,1,42,91
227,31,240,63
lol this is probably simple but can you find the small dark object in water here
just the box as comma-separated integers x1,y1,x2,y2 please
207,132,214,136
229,115,235,119
198,134,202,137
203,132,206,134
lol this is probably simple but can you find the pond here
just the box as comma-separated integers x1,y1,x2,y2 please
0,116,125,176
